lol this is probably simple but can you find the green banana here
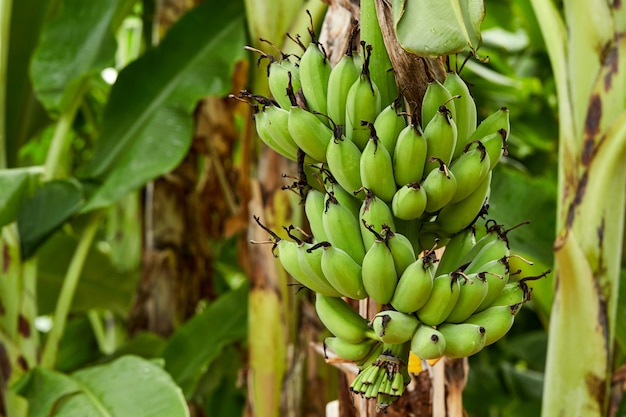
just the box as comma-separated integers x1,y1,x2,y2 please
432,170,491,235
438,322,486,358
382,226,417,276
254,105,298,161
391,182,428,220
480,128,509,170
421,158,458,213
474,268,510,313
468,107,510,144
327,50,360,126
325,336,378,362
373,96,406,155
390,252,436,313
360,123,397,203
393,122,428,186
315,294,375,343
448,140,491,203
252,217,336,295
464,304,520,346
445,272,489,323
458,221,503,265
464,232,510,274
423,106,458,174
489,281,528,307
325,180,361,218
287,82,333,162
305,188,329,242
322,191,366,263
359,190,396,250
416,273,460,325
299,36,331,116
443,72,477,157
296,239,345,297
326,126,363,195
372,310,419,344
345,43,382,149
361,238,399,305
420,80,456,128
410,324,446,360
268,57,301,111
258,103,300,161
436,227,476,275
310,241,368,300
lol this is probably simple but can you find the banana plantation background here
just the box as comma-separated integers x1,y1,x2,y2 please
0,0,625,416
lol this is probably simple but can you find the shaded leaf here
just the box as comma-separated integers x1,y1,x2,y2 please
80,0,245,211
162,283,248,396
0,167,42,228
24,356,188,417
17,178,83,259
37,231,138,316
30,0,117,112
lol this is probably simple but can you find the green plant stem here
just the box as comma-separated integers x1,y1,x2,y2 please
42,79,87,181
41,212,101,369
0,0,12,169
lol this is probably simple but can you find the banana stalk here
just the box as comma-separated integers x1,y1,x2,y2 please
530,0,626,416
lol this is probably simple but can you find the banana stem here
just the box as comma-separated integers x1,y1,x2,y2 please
0,0,12,169
40,211,102,368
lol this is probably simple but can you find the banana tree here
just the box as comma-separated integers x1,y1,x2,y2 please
529,0,626,416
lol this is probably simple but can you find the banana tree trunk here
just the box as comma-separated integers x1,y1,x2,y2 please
530,1,626,415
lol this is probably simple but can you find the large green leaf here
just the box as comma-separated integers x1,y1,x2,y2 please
5,0,52,167
80,0,245,211
37,231,138,316
30,0,117,113
16,178,83,259
0,166,42,228
162,283,248,397
24,355,189,417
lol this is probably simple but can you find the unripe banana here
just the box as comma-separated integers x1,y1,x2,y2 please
322,192,366,263
464,234,510,274
458,222,504,265
345,44,382,149
359,190,396,250
391,182,427,220
410,325,446,360
326,127,363,195
433,171,491,236
325,336,377,362
325,180,361,218
471,262,510,312
443,72,477,157
423,106,458,174
310,241,368,300
287,89,333,162
468,107,510,144
259,104,300,161
305,188,329,242
448,141,491,203
361,238,398,305
372,310,419,344
299,40,331,116
480,128,509,170
489,281,528,307
436,227,476,275
382,227,417,275
438,322,486,358
373,97,406,155
268,58,301,110
445,272,489,323
393,123,428,186
390,252,436,313
421,158,457,213
421,80,456,128
416,273,460,326
327,52,360,126
465,304,520,346
315,294,374,343
296,240,345,297
360,123,397,203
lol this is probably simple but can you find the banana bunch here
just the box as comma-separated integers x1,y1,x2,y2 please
244,22,547,410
